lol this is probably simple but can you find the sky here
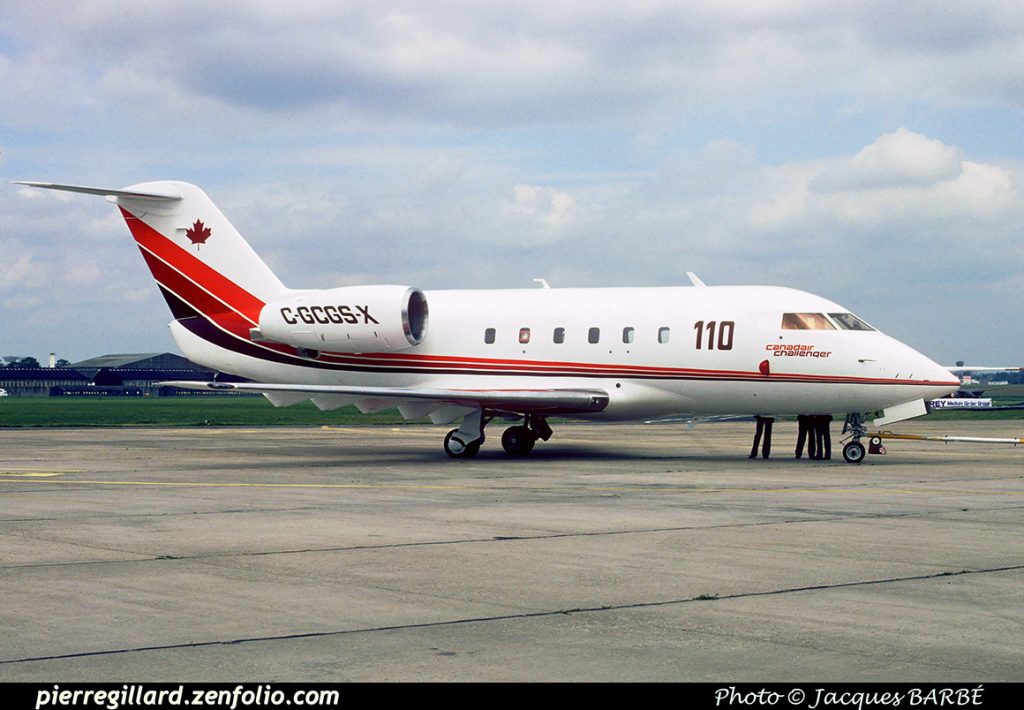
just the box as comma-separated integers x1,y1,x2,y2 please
1,0,1022,364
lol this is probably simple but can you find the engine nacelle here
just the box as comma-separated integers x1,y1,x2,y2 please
256,285,428,353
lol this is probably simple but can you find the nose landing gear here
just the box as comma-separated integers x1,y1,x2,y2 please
841,413,869,464
842,439,866,464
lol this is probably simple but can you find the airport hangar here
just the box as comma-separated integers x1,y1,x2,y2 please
0,352,220,397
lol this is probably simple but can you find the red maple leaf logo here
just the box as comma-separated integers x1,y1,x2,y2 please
185,219,212,248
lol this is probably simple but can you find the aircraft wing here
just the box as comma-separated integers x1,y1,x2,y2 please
160,381,609,423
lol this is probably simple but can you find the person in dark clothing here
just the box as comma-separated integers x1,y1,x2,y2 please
819,414,833,460
811,414,833,460
795,415,813,459
749,415,774,459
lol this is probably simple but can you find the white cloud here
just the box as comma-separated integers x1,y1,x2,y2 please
812,128,962,191
0,251,44,294
936,160,1015,218
746,131,1019,236
3,3,1024,362
5,1,1024,134
504,184,578,228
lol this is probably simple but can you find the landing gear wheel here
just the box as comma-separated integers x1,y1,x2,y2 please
842,441,866,464
501,426,537,456
444,429,482,459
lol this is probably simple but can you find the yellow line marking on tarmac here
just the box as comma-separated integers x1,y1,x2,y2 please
319,426,443,435
0,478,471,490
184,429,294,435
0,470,73,477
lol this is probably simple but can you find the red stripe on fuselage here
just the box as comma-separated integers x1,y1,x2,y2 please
137,248,255,337
137,246,297,359
306,350,956,386
120,209,265,321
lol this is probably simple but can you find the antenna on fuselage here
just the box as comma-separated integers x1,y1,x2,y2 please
687,272,707,287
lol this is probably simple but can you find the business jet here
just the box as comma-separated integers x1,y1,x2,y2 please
17,180,961,462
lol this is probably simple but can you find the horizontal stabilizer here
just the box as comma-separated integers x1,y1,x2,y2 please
14,181,182,202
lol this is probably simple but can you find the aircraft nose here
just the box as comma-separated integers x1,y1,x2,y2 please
915,352,961,394
873,335,960,396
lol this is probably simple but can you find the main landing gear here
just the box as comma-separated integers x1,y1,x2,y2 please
443,428,483,458
500,414,553,456
443,411,552,458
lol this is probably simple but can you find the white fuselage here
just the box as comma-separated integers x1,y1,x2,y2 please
170,284,959,420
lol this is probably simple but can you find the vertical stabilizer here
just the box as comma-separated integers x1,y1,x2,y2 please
16,179,295,364
115,181,288,321
16,180,290,324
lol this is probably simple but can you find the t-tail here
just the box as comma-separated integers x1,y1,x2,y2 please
17,181,290,324
16,181,425,379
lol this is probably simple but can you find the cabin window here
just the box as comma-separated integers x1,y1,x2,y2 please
519,327,531,344
828,313,875,331
588,327,601,344
553,327,565,344
484,327,496,344
658,327,671,344
781,313,836,330
622,327,635,344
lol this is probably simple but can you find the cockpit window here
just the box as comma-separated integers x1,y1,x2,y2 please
828,313,875,331
781,313,836,330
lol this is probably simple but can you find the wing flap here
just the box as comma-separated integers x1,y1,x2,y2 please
263,391,311,408
428,405,477,424
397,401,442,420
310,395,356,412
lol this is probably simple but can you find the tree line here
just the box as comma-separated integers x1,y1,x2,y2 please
1,356,71,368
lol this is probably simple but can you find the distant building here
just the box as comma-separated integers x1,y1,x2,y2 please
0,352,235,396
93,368,213,389
70,353,206,378
0,368,90,397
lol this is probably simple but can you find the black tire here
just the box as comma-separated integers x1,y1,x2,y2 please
501,426,537,456
842,441,866,464
444,429,482,458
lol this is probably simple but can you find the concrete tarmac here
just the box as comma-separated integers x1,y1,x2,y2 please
1,420,1023,681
